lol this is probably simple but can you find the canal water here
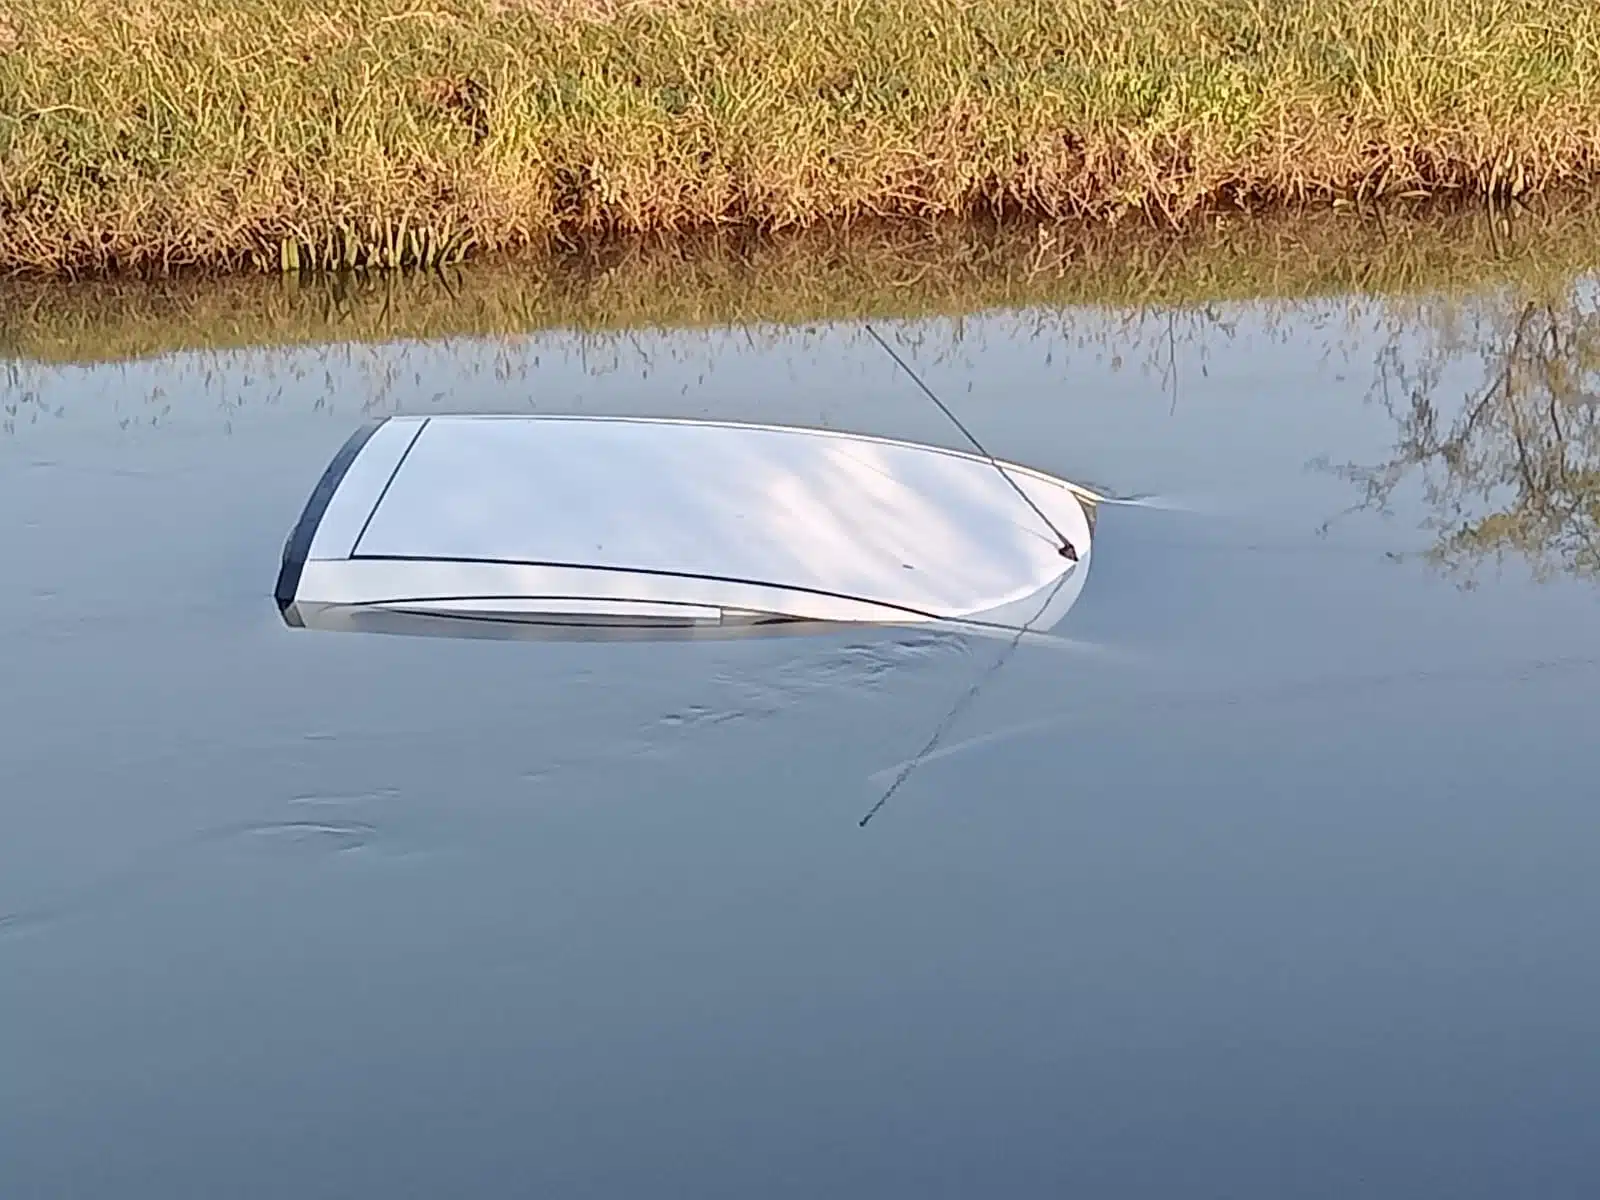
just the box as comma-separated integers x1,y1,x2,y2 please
3,263,1599,1197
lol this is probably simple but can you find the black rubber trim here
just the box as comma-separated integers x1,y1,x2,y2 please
274,420,386,613
350,419,428,556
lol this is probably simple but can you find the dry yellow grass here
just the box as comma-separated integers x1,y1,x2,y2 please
2,0,1599,276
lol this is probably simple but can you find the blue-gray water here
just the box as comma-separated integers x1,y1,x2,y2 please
4,295,1599,1198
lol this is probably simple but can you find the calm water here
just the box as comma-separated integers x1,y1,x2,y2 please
3,289,1599,1198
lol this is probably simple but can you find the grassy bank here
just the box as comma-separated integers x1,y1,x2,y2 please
2,0,1599,277
4,200,1596,363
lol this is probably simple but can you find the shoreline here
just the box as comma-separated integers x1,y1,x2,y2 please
4,201,1596,364
4,0,1599,279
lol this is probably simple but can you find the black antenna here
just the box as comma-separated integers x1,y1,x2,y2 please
864,323,1077,561
859,571,1071,828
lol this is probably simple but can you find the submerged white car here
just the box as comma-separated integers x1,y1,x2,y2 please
275,415,1095,642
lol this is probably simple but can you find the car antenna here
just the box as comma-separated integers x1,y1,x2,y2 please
864,323,1077,561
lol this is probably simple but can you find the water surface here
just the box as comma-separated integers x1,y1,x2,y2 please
4,248,1600,1198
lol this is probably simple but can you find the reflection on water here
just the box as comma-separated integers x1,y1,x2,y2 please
5,198,1600,365
1327,284,1600,582
9,218,1600,587
5,220,1600,1200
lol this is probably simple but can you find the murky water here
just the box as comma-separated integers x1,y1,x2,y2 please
4,266,1600,1197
